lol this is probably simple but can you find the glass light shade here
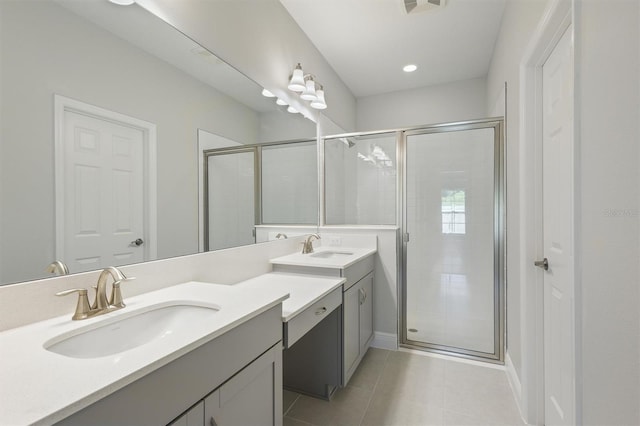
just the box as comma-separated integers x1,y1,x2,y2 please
276,98,288,106
288,64,305,92
287,106,298,114
261,88,275,97
310,87,327,109
300,78,317,101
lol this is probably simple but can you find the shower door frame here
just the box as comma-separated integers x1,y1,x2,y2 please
203,146,261,252
399,118,505,363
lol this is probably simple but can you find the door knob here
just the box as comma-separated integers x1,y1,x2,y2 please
534,258,549,271
130,238,144,247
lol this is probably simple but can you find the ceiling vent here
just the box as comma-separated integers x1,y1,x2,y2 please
402,0,446,14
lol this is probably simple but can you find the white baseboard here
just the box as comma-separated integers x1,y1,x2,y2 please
505,351,525,422
371,332,398,350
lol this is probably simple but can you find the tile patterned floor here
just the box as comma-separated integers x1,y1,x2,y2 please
283,348,525,426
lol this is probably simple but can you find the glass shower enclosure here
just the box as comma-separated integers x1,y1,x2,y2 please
401,120,504,362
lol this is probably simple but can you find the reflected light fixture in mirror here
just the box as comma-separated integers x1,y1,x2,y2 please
261,88,275,97
109,0,136,5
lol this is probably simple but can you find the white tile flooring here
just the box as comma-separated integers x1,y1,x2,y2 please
283,348,525,426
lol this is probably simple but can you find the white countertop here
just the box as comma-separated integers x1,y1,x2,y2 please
0,281,288,426
269,246,376,270
233,272,345,322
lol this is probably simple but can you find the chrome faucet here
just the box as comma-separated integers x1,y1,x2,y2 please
301,233,321,254
46,260,69,276
56,266,135,320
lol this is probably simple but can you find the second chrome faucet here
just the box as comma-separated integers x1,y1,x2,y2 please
56,266,135,320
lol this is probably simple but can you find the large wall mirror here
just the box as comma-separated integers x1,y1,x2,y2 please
0,0,317,286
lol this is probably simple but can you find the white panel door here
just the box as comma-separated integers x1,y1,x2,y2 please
542,25,574,426
63,111,145,273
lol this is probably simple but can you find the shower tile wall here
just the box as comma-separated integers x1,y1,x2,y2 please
325,136,396,225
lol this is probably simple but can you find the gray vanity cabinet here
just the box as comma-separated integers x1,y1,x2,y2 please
204,344,280,426
171,344,281,426
58,305,283,426
170,401,204,426
343,271,374,385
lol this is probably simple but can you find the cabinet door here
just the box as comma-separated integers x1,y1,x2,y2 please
205,345,281,426
169,401,204,426
343,283,361,376
359,273,374,352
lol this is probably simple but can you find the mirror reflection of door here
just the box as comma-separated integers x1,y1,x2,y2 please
204,149,257,251
56,96,157,274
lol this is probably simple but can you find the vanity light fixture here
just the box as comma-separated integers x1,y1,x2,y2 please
287,63,328,110
108,0,136,5
261,88,275,98
300,76,317,101
288,63,306,92
310,85,327,110
403,64,418,72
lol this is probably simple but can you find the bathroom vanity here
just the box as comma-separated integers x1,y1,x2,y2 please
0,237,377,424
0,282,288,425
270,244,376,386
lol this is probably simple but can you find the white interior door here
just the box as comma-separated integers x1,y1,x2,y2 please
541,25,575,425
63,111,145,273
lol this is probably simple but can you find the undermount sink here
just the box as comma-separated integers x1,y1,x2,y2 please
310,251,354,259
44,303,220,359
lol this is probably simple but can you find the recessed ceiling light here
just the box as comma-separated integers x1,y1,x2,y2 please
403,64,418,73
276,98,288,106
287,106,298,114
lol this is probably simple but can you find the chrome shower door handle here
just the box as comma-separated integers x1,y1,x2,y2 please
534,258,549,271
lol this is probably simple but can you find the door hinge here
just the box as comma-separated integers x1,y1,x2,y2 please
403,232,410,242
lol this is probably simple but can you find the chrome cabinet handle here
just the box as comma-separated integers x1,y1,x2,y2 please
534,258,549,271
130,238,144,247
315,307,327,315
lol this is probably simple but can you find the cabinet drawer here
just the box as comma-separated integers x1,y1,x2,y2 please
284,287,342,348
343,254,374,290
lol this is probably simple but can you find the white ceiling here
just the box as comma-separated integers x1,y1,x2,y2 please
279,0,506,98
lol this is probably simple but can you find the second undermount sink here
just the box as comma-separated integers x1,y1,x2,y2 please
310,251,354,259
44,303,220,359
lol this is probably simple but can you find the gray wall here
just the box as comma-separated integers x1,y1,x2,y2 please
578,0,639,423
0,1,260,284
485,0,549,379
356,77,487,131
